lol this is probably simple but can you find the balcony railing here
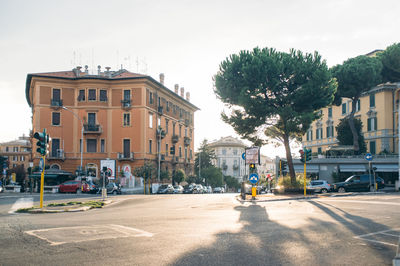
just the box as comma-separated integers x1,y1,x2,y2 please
51,99,63,108
117,152,134,161
184,136,191,146
48,149,65,160
83,124,102,134
172,135,179,144
158,106,163,115
121,99,132,109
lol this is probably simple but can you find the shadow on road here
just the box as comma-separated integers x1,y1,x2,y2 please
170,199,395,265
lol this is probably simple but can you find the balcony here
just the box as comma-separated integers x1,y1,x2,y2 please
121,99,132,109
185,119,190,126
83,124,102,134
172,156,179,164
51,99,63,108
160,154,166,161
172,135,179,144
184,136,191,146
48,149,65,161
117,152,134,161
158,106,163,115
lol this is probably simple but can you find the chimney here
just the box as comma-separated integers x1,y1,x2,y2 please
84,65,89,74
97,65,101,75
73,66,82,77
105,67,111,78
159,73,165,85
186,92,190,101
174,84,179,94
180,87,184,98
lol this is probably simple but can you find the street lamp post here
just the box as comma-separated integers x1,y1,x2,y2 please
62,106,84,177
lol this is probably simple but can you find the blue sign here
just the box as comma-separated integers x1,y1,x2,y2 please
249,173,259,184
365,153,373,161
242,152,246,160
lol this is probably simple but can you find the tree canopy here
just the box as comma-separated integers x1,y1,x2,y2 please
133,162,155,180
214,47,336,184
380,43,400,83
331,55,382,153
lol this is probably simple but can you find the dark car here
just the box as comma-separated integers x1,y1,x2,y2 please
333,174,385,193
157,184,174,194
183,185,194,194
59,180,90,193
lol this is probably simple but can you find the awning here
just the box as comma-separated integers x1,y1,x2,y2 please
293,165,319,173
339,164,366,172
372,164,399,172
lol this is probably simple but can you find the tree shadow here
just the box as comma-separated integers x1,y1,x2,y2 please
170,199,395,266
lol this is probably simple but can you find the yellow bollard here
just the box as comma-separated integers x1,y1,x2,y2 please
252,186,257,198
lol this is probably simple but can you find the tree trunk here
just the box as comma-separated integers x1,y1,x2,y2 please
283,133,296,185
348,97,360,153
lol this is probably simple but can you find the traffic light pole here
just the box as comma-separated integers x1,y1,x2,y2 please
303,153,307,196
40,155,45,208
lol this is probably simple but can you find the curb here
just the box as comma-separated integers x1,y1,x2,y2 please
26,200,112,214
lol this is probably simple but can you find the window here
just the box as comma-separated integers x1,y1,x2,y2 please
222,149,227,155
101,139,105,153
370,93,375,107
149,140,152,154
87,139,97,153
185,147,188,159
165,143,169,156
78,90,85,101
123,113,130,126
316,128,323,139
20,156,25,161
307,130,313,141
52,88,61,101
80,139,82,153
370,141,376,155
149,91,154,104
13,156,18,161
52,112,60,126
179,146,182,157
326,125,334,138
328,107,332,118
233,149,238,155
318,147,322,154
158,117,161,127
367,117,377,131
5,147,9,152
100,90,107,102
165,119,169,134
353,99,360,112
88,89,96,101
51,139,60,157
88,113,96,125
124,90,131,100
123,139,130,158
172,122,176,135
179,125,182,137
185,127,187,137
166,102,170,112
13,146,18,152
149,113,153,128
341,103,347,115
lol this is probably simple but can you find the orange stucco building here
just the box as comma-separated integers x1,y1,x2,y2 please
25,66,199,182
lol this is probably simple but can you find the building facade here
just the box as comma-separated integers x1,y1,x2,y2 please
0,134,32,170
25,66,199,184
209,136,248,181
302,82,400,155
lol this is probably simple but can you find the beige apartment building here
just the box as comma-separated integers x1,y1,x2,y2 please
25,66,199,182
302,82,400,155
0,134,32,170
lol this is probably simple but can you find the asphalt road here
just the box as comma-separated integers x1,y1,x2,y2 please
0,193,399,265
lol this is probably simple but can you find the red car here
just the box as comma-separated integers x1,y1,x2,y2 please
58,180,90,193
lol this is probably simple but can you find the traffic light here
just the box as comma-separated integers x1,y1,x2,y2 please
305,148,312,161
249,163,255,169
281,160,288,173
300,149,305,163
170,145,176,155
34,129,50,156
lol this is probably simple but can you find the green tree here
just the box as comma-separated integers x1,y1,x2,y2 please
194,139,216,176
214,47,336,184
202,167,223,187
133,162,155,180
160,170,170,182
173,169,185,184
335,117,366,153
331,55,382,154
224,175,240,190
380,43,400,82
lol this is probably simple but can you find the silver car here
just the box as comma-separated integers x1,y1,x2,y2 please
307,180,331,193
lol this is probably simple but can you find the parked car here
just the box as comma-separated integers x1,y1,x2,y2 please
106,182,121,195
173,185,184,194
85,180,98,194
157,184,174,194
206,186,212,193
183,184,194,194
307,180,331,193
333,174,385,193
193,184,204,194
213,187,225,193
58,180,90,193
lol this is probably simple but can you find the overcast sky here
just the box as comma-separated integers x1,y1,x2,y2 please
0,0,399,158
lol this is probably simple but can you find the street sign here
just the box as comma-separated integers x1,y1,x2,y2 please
245,147,260,164
241,152,246,160
365,153,373,161
39,158,44,171
249,173,259,184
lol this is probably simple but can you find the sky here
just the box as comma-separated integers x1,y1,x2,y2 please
0,0,399,158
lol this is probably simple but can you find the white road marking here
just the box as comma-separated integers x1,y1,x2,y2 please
25,224,153,245
315,198,400,206
8,197,34,214
354,228,400,247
